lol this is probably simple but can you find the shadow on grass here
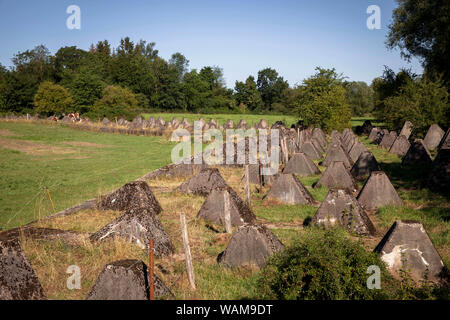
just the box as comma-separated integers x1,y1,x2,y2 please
379,162,450,202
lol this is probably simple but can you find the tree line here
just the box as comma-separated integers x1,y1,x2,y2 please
0,0,448,135
0,38,375,118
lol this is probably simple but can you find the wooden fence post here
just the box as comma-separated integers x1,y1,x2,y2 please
244,165,251,207
149,238,154,300
180,212,196,290
223,192,232,234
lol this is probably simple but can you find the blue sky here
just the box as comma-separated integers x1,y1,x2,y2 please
0,0,423,87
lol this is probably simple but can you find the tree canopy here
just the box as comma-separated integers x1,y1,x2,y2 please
387,0,450,86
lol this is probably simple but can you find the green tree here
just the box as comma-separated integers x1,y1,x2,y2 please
91,85,140,121
69,68,105,113
371,67,416,122
382,76,449,136
53,46,89,83
256,68,289,111
387,0,450,85
234,76,264,113
296,67,351,132
344,81,375,116
33,81,73,115
7,45,54,113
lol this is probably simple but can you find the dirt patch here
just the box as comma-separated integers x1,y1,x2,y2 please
0,129,16,137
0,138,76,155
63,141,112,148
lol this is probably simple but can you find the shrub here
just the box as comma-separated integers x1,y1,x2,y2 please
90,85,140,121
33,81,73,115
297,68,352,132
256,228,393,300
381,76,449,137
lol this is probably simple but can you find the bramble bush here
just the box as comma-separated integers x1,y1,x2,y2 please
256,228,394,300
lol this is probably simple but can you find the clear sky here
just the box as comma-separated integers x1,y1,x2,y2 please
0,0,423,87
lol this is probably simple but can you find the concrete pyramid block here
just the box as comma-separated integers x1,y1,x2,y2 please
90,208,175,257
156,117,165,127
423,124,445,150
344,135,356,153
379,131,397,149
311,137,325,153
264,173,316,205
299,141,322,160
86,259,172,300
349,140,368,162
257,119,268,129
389,135,411,157
351,151,381,180
437,128,449,151
312,128,327,148
357,171,403,210
176,168,228,196
374,220,445,282
330,130,342,142
0,235,46,300
314,161,357,193
399,121,413,139
197,186,256,227
312,189,376,236
425,147,450,192
322,143,353,169
98,181,162,215
368,127,380,141
237,119,248,130
373,129,388,145
401,139,432,166
218,223,284,268
282,152,321,176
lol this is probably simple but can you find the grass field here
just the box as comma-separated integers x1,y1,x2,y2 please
1,117,448,300
0,121,176,229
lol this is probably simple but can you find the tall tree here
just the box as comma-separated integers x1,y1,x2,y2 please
234,76,263,113
296,67,351,132
256,68,289,111
387,0,450,85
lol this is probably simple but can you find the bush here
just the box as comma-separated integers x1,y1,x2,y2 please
90,85,141,121
33,81,73,115
381,76,449,137
297,68,352,132
256,228,393,300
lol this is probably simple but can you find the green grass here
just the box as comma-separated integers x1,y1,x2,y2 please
142,112,299,128
0,121,176,229
1,117,449,300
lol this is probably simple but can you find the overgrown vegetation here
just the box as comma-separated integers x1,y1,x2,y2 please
372,68,449,136
296,68,352,132
256,228,393,300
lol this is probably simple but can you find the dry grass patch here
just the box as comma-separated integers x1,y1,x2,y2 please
62,141,113,148
0,128,17,136
34,208,121,233
0,138,77,156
